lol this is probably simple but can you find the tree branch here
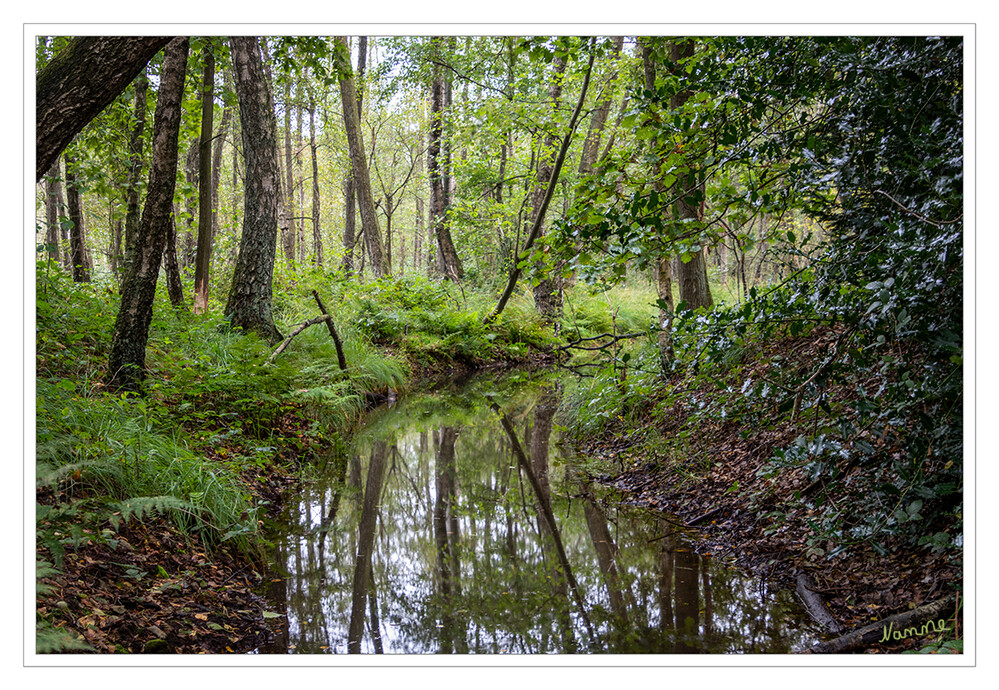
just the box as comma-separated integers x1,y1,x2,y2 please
485,42,597,325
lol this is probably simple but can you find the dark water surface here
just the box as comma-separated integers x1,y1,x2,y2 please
260,372,821,654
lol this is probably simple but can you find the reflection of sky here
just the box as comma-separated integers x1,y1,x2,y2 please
265,386,822,654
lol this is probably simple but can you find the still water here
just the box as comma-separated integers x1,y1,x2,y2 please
261,372,820,654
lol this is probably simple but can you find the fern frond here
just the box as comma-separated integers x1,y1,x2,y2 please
109,495,197,531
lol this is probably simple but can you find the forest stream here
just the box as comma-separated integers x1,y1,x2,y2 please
257,371,823,654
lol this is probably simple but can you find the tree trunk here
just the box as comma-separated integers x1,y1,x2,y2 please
654,255,675,369
340,37,367,277
342,176,357,275
642,39,675,368
578,36,624,176
669,40,713,311
282,77,296,263
225,36,283,343
295,81,306,264
428,38,463,282
182,141,198,268
530,54,568,326
336,36,387,278
211,69,232,262
309,93,322,266
63,150,91,282
43,160,63,266
36,36,172,181
193,46,215,314
106,37,189,391
123,70,148,270
163,210,185,307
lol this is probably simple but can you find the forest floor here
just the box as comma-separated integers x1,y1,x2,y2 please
576,328,963,654
35,441,299,654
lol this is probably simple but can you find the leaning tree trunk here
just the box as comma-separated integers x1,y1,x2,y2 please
106,37,189,392
336,36,387,278
36,36,171,181
530,54,568,326
225,36,283,343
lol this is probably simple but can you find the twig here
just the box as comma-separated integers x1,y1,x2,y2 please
557,331,645,352
266,315,336,364
875,189,962,228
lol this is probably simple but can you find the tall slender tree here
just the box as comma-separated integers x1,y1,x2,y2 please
336,36,387,278
63,148,92,283
122,70,148,268
641,38,676,368
427,37,463,282
669,40,713,312
106,37,189,391
42,160,63,266
530,49,568,325
307,81,323,266
193,44,216,314
340,36,367,276
225,36,283,342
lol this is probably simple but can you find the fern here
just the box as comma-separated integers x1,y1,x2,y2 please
36,620,93,654
108,495,197,532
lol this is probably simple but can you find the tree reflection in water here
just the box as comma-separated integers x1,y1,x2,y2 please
263,373,820,654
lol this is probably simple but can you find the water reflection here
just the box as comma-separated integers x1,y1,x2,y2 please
262,373,819,654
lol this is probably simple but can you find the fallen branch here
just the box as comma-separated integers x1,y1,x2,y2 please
266,315,336,364
686,506,725,527
806,593,957,654
796,573,844,634
556,331,645,352
311,290,348,371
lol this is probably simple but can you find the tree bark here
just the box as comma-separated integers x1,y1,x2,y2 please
193,46,215,314
336,36,387,278
106,37,189,391
225,36,283,343
36,36,172,181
